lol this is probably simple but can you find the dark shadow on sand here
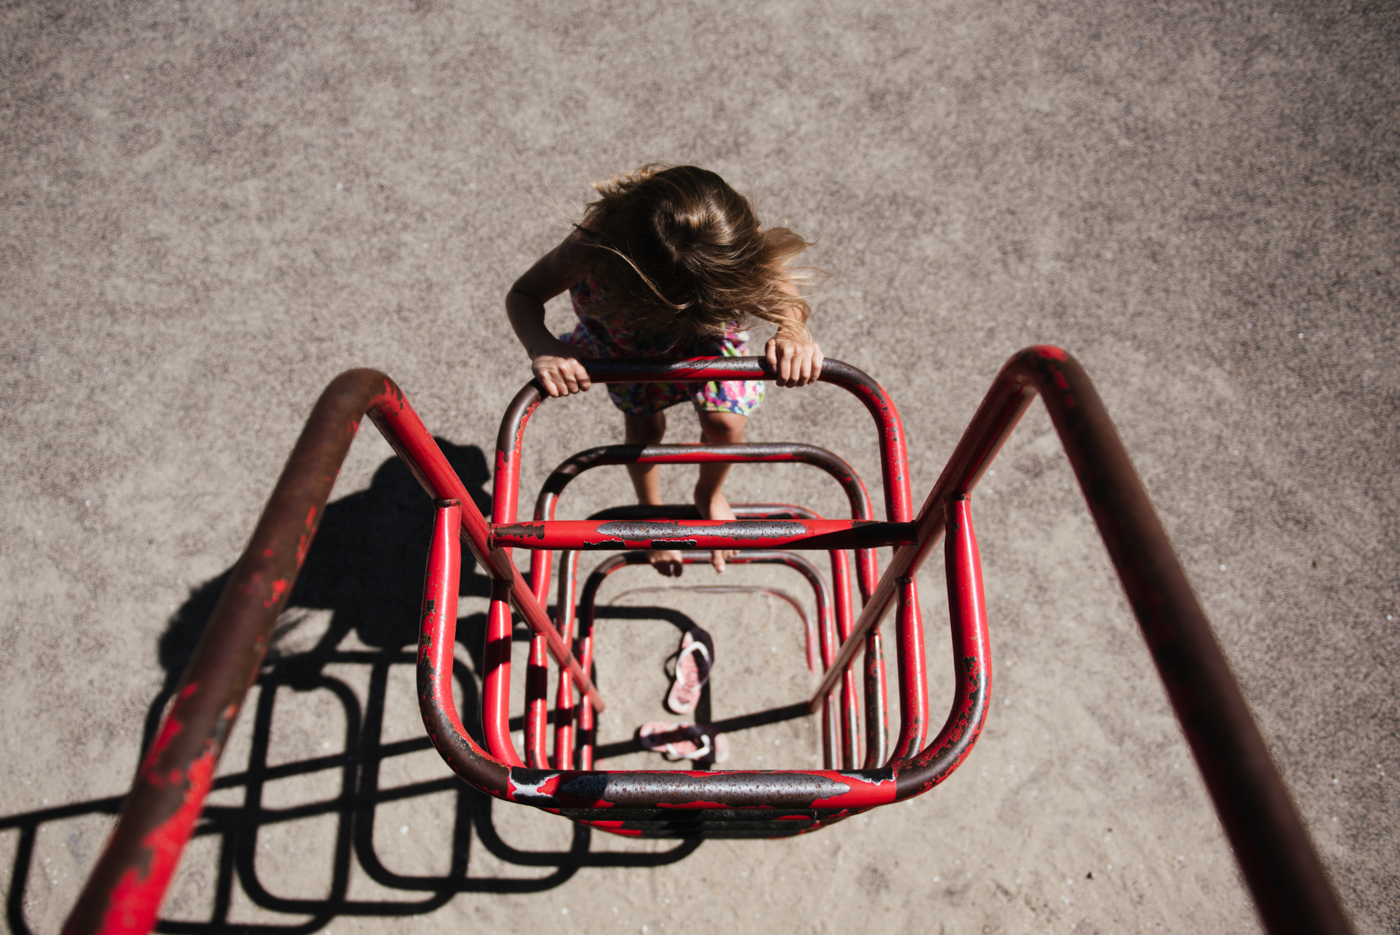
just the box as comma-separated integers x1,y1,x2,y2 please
2,443,708,935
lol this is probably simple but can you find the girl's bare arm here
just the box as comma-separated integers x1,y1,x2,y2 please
505,231,594,397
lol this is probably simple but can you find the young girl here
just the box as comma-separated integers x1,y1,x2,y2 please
505,165,823,577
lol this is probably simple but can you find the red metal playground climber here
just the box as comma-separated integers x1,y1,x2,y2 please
64,348,1351,935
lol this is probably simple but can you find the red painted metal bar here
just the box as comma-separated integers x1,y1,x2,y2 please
543,357,914,524
489,569,602,713
531,441,881,593
446,499,986,833
567,504,862,770
833,558,861,770
495,358,920,780
411,459,992,840
530,444,883,661
862,628,889,768
63,370,595,935
792,494,989,834
894,497,991,797
491,518,913,552
553,572,579,770
418,500,512,785
528,444,883,770
523,643,550,768
813,560,843,771
417,516,904,817
523,509,555,769
507,363,912,609
570,547,844,771
812,345,1351,934
527,503,875,772
501,359,907,608
553,550,593,768
484,389,543,764
482,580,525,767
887,578,927,762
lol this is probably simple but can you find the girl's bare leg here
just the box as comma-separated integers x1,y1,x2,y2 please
695,410,746,572
623,411,682,576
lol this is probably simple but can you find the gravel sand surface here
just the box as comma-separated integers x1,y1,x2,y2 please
2,1,1396,932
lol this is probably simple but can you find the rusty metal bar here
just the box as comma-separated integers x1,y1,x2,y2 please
526,444,885,771
63,370,599,935
534,357,914,525
490,518,914,551
418,518,904,814
530,440,883,607
811,345,1351,935
491,358,920,780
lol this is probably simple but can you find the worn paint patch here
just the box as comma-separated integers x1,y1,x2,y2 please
96,743,218,935
494,522,546,540
508,771,563,805
597,520,806,541
264,578,288,610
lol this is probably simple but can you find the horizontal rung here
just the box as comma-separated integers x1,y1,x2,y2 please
490,518,916,551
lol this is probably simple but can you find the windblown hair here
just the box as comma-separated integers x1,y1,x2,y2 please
578,165,816,343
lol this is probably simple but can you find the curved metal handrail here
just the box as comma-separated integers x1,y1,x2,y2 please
65,351,1352,935
808,345,1349,933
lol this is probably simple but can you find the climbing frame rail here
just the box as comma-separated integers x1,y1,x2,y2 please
64,349,1352,935
521,442,886,772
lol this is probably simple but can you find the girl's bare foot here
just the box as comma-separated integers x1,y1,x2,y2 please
648,549,683,577
696,486,737,572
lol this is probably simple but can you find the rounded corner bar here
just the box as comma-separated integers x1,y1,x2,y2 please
491,357,924,776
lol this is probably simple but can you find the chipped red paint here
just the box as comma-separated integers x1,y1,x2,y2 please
97,745,217,935
521,443,887,770
75,353,1351,935
66,370,592,934
490,518,914,552
567,547,848,771
264,578,288,609
417,500,512,797
893,497,991,798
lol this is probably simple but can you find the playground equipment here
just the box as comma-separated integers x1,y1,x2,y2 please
64,349,1351,935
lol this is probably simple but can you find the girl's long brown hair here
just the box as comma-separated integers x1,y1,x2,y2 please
578,165,817,343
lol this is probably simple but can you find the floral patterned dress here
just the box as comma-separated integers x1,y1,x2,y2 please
559,274,765,418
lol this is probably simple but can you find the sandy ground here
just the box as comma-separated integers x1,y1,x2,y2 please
2,0,1397,933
